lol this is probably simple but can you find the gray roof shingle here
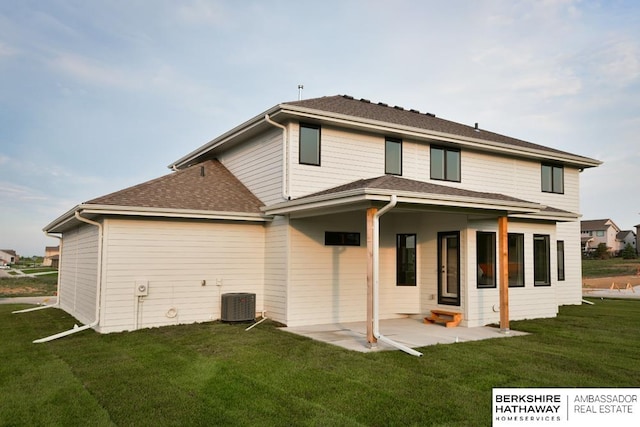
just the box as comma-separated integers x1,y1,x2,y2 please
284,95,587,159
87,160,263,214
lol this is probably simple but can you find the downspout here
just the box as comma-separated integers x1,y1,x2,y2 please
373,195,423,357
265,114,290,200
32,211,103,343
12,232,63,314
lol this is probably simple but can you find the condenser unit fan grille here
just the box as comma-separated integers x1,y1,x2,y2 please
221,293,256,322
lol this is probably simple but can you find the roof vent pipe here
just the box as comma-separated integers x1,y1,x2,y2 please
474,123,480,132
297,84,304,100
200,166,205,177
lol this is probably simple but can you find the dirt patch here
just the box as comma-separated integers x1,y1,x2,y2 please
0,286,40,296
583,275,640,289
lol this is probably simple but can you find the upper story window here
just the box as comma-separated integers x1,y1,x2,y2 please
299,123,320,166
385,138,402,175
431,146,460,182
541,164,563,194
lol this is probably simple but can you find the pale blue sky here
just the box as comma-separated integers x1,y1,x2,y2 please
1,0,638,256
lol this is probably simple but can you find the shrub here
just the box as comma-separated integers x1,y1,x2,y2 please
621,243,637,259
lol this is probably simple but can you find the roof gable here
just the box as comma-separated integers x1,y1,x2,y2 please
87,160,263,214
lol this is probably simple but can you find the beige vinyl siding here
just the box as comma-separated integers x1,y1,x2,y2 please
287,212,367,326
555,221,582,305
464,220,558,327
290,124,385,198
59,224,100,325
219,127,283,205
264,216,289,325
99,218,265,333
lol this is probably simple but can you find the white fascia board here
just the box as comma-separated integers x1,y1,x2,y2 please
80,205,272,222
510,210,580,222
169,105,281,169
43,205,83,233
44,204,271,233
278,105,602,168
263,188,541,216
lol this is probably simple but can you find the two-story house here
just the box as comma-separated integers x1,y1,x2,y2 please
580,219,624,254
44,95,601,342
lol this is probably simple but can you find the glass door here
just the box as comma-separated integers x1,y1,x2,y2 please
438,231,460,305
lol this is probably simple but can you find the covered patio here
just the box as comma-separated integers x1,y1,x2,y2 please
283,318,528,354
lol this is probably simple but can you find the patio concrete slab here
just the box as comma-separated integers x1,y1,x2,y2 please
283,318,528,353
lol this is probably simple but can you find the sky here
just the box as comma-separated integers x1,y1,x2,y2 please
0,0,639,256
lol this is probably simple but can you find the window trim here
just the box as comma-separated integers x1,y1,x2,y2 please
430,146,461,182
476,231,496,289
299,123,321,166
541,163,564,194
533,234,551,286
508,233,525,288
396,233,417,286
385,137,402,176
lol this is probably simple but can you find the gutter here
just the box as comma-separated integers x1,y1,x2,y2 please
372,195,423,357
264,114,290,200
32,210,104,343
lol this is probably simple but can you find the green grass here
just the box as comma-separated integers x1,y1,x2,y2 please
0,275,58,297
20,267,58,274
582,257,640,278
1,299,639,426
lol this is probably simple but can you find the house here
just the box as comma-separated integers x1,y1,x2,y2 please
44,94,601,341
580,219,625,254
0,249,19,266
616,230,636,254
43,246,60,268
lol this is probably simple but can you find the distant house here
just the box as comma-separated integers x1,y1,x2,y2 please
580,219,633,255
0,249,19,266
43,246,60,268
44,94,601,338
636,225,640,255
616,230,636,253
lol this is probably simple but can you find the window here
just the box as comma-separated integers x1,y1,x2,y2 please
595,230,604,237
508,233,525,287
431,146,460,182
385,138,402,175
325,232,360,246
476,232,496,288
533,234,551,286
557,240,565,281
541,164,564,193
396,234,416,286
299,123,320,165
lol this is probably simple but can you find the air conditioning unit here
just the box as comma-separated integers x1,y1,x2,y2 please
221,293,256,322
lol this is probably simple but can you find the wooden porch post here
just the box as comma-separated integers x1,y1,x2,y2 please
366,207,377,344
498,216,510,332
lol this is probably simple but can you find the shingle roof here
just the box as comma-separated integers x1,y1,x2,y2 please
284,95,590,160
580,219,612,231
300,174,534,204
87,160,263,214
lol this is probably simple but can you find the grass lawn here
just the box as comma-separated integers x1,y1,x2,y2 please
1,298,639,426
0,274,58,298
582,257,640,278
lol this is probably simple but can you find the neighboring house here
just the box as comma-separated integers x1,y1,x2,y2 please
0,249,19,266
44,94,601,338
616,230,636,254
637,225,640,255
580,219,623,254
43,246,60,268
